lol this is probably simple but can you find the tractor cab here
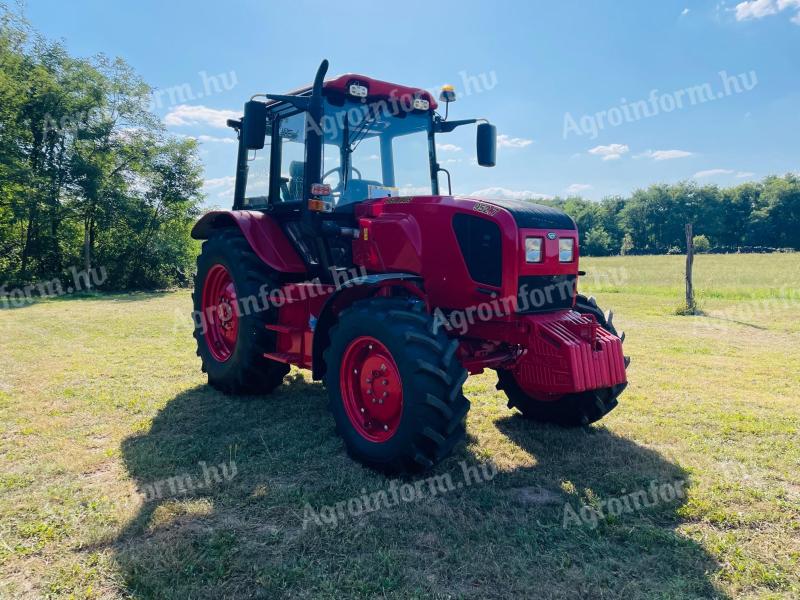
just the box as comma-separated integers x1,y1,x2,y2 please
226,61,496,278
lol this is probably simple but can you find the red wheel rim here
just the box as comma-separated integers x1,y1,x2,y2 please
339,336,404,442
201,264,239,362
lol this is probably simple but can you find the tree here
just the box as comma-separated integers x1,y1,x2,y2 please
583,226,614,256
620,233,634,256
0,5,203,290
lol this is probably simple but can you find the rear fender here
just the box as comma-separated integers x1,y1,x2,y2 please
192,210,306,274
311,273,426,380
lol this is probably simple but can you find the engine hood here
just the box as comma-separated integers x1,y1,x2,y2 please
356,194,577,231
474,197,577,231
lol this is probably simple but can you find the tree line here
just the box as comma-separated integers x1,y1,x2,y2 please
542,175,800,256
0,7,203,292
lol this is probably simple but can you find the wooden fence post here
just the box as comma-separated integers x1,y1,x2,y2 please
685,223,695,313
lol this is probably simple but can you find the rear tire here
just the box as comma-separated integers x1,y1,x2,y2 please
497,294,626,427
324,297,469,473
193,229,290,395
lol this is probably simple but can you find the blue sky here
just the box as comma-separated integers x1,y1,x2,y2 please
24,0,800,206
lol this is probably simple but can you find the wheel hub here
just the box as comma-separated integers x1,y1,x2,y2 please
201,264,239,362
340,336,403,442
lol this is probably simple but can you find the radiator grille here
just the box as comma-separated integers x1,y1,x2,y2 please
517,275,576,313
452,213,502,287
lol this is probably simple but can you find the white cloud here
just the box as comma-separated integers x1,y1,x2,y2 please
693,169,734,178
736,171,756,178
588,143,629,161
203,176,235,189
735,0,777,19
436,143,462,152
470,187,552,201
681,7,690,15
397,186,431,196
203,176,236,198
194,134,236,144
566,184,592,194
164,104,240,128
639,149,694,161
735,0,800,23
497,134,533,149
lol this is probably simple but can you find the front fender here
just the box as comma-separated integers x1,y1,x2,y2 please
192,210,306,274
311,273,425,380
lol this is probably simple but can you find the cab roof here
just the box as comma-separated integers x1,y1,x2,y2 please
267,73,438,110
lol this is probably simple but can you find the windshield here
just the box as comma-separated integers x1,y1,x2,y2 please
320,98,432,205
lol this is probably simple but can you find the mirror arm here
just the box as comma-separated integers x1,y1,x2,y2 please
265,94,311,112
434,118,476,134
437,167,452,195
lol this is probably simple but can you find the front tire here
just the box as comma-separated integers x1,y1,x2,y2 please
192,229,290,395
324,297,470,473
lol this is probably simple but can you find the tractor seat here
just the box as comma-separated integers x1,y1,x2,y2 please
286,161,304,202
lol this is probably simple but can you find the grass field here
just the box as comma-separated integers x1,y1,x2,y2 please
1,254,799,599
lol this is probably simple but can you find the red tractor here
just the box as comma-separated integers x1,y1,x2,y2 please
191,61,628,472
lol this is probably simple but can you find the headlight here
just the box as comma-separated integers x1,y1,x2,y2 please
412,97,430,110
526,237,543,263
559,238,574,262
348,83,368,98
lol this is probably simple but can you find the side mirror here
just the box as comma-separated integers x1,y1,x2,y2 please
242,100,267,150
476,122,496,167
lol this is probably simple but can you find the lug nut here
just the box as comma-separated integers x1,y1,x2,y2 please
382,379,388,385
360,408,365,413
383,425,388,431
366,378,372,383
382,391,388,397
381,364,387,371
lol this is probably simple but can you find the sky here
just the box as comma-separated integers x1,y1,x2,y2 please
23,0,800,207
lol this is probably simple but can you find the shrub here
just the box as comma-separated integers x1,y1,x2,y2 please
693,235,711,253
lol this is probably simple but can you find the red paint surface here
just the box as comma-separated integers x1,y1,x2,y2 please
353,195,579,311
201,264,239,362
192,210,306,274
510,310,627,398
323,73,438,109
339,336,404,442
265,283,335,368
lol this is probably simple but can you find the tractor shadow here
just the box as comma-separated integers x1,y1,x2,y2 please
112,374,727,598
492,415,726,597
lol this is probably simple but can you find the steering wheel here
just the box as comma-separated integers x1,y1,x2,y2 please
322,166,362,182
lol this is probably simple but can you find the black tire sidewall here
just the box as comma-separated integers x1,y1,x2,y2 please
326,311,432,466
193,235,270,385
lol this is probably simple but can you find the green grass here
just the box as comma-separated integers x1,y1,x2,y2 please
1,254,799,599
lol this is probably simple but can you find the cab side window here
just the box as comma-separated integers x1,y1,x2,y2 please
276,112,307,202
243,121,271,208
